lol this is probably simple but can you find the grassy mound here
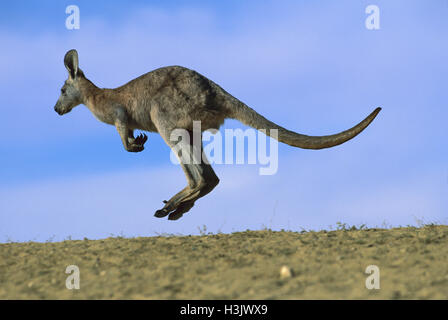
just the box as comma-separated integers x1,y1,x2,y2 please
1,225,447,299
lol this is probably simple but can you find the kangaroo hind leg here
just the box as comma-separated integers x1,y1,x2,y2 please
154,129,219,220
167,153,219,220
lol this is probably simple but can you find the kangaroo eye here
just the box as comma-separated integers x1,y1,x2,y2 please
61,89,66,94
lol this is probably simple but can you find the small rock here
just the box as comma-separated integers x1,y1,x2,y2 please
100,270,106,276
280,265,293,279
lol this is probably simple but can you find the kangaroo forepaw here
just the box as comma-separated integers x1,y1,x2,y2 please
134,133,148,145
126,143,145,152
126,133,148,152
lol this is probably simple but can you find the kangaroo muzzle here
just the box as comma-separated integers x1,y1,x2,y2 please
54,102,70,115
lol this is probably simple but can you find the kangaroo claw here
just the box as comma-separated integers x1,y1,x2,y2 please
154,208,170,218
134,133,148,145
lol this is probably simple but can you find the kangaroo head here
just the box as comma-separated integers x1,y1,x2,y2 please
54,49,85,115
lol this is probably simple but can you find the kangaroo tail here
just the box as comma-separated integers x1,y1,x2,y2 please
225,96,381,150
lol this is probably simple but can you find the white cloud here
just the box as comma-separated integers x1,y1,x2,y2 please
1,152,445,242
0,2,447,242
1,1,446,148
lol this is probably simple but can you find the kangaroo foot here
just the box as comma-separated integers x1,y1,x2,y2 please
167,201,195,220
154,199,195,220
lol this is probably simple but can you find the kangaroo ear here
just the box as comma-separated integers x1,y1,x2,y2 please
64,49,79,79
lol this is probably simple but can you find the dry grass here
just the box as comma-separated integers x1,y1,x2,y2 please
1,225,447,299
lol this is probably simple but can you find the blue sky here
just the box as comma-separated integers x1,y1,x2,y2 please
0,0,447,242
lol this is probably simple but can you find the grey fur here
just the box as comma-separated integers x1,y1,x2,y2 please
54,49,381,220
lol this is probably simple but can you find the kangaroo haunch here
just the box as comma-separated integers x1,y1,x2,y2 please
54,49,381,220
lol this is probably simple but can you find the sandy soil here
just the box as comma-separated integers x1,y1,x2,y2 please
0,225,447,299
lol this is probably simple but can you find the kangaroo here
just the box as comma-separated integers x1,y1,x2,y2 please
54,49,381,220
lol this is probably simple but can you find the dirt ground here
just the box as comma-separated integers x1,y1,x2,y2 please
0,225,447,299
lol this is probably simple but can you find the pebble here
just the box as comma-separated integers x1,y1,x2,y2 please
280,266,293,279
